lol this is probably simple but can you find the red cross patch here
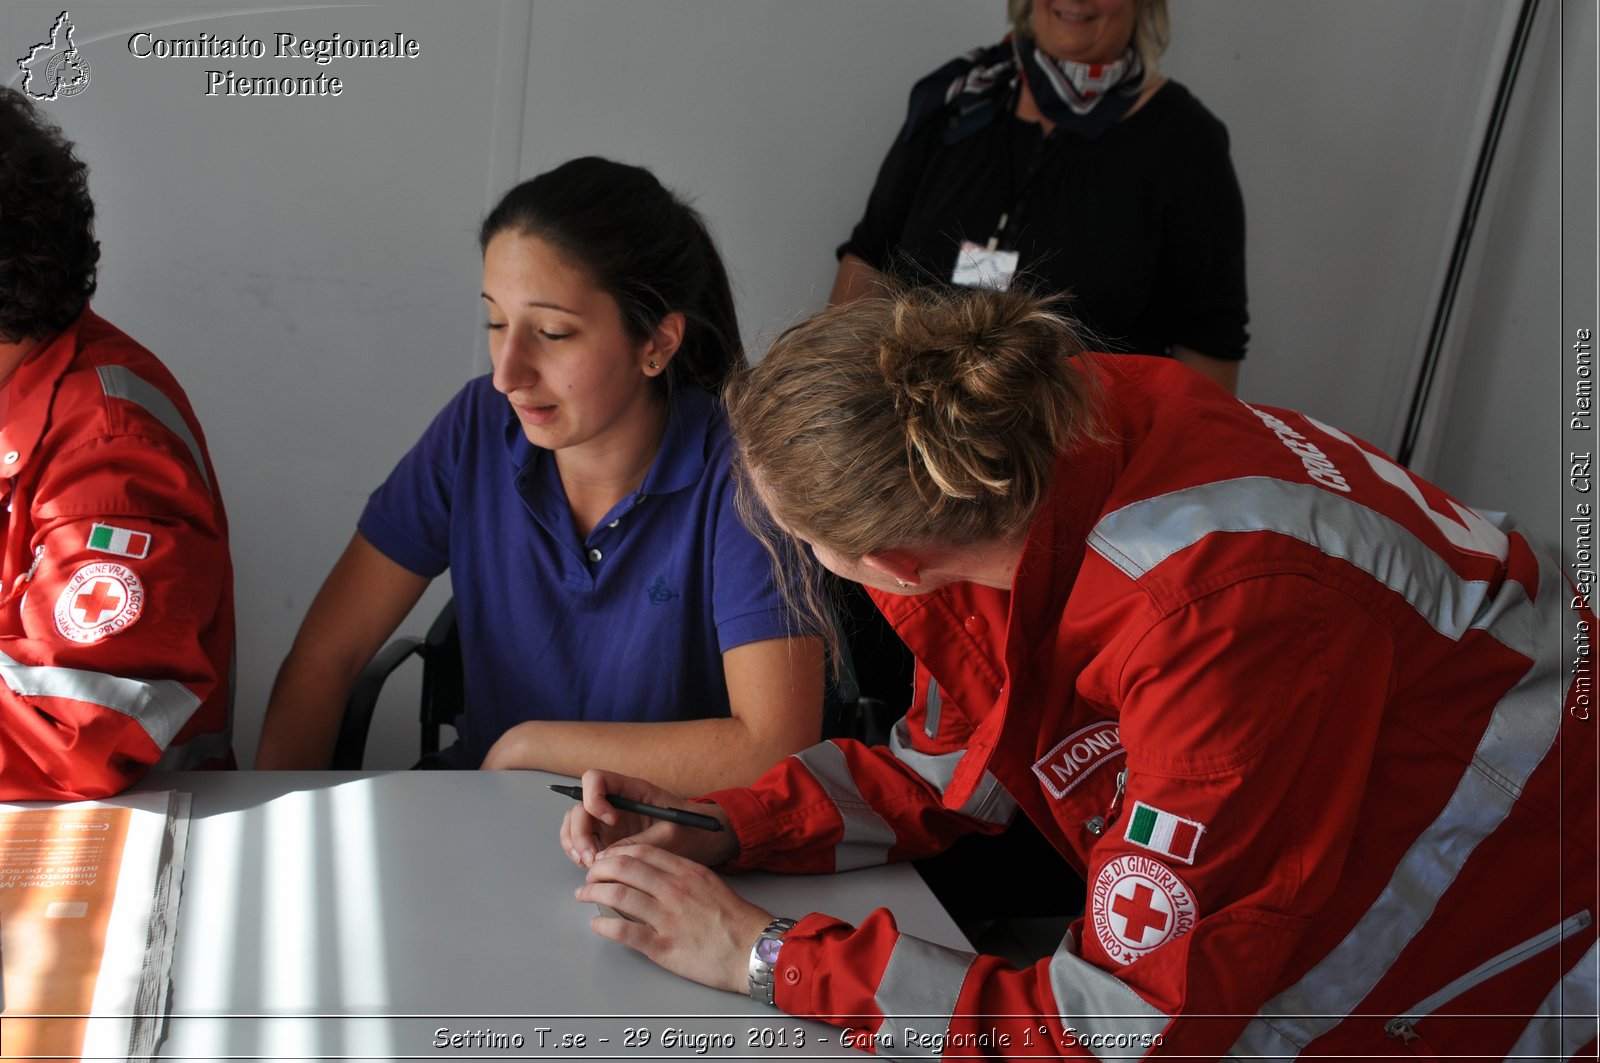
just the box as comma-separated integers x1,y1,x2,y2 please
54,562,144,644
1091,854,1198,964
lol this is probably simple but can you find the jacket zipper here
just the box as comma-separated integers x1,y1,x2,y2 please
1082,769,1127,838
1385,909,1593,1043
1105,768,1128,827
3,544,42,605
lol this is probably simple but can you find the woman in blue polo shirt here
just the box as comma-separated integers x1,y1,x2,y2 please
256,158,824,789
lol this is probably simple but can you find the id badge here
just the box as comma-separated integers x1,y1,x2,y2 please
951,241,1020,291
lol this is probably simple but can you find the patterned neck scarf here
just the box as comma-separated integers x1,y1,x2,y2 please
901,37,1146,145
1015,38,1145,135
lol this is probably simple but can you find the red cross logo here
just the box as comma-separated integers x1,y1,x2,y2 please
1112,882,1169,944
1094,855,1197,962
54,563,144,644
74,580,123,624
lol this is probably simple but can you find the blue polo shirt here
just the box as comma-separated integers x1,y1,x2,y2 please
357,380,797,767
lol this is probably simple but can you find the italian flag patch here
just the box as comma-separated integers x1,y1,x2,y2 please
88,523,151,559
1124,801,1205,864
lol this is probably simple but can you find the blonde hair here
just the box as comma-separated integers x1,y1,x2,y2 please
725,287,1104,661
1007,0,1170,75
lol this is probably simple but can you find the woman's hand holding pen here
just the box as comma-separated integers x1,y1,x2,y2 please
559,768,737,868
561,768,761,994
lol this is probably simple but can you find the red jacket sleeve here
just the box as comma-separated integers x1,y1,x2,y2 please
706,645,1020,875
0,428,229,801
709,735,1012,876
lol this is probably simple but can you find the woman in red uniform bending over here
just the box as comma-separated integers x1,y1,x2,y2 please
561,285,1595,1060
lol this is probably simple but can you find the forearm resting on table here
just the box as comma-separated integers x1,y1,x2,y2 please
485,636,824,790
483,715,807,794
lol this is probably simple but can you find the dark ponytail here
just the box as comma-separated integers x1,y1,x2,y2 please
479,157,742,394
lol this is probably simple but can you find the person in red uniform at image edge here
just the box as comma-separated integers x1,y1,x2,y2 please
560,285,1598,1059
0,88,234,800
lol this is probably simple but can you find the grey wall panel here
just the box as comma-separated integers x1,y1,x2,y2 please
1429,0,1575,554
517,0,999,352
1167,0,1508,443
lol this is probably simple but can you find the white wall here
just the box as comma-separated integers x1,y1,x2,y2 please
1170,0,1510,446
1428,0,1592,555
1,1,1550,769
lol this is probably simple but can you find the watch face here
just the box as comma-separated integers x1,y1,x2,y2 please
756,936,784,965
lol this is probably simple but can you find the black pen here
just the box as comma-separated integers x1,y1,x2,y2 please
548,783,725,832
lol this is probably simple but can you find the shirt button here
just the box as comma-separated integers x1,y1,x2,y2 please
964,614,988,636
782,965,800,985
2,452,17,465
587,548,602,562
607,519,620,528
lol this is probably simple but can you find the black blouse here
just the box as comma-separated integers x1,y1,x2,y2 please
839,80,1249,361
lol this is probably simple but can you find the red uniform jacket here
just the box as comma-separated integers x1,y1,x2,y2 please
706,356,1595,1059
0,309,234,800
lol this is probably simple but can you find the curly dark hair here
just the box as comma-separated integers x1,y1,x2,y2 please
0,88,100,343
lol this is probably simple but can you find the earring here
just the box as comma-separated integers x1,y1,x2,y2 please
648,360,660,370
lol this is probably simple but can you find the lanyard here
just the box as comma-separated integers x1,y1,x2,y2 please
992,90,1057,251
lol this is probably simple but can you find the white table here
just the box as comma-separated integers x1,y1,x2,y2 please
146,770,969,1060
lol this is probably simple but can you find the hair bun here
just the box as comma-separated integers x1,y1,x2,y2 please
875,286,1085,503
727,283,1101,565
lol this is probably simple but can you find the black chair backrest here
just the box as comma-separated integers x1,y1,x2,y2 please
418,598,464,756
331,598,462,769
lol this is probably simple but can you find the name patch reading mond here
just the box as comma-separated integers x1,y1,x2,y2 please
1033,720,1124,799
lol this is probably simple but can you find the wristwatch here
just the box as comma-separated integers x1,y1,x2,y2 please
747,916,797,1006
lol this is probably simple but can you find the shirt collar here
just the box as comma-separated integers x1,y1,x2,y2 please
639,386,714,495
0,309,89,480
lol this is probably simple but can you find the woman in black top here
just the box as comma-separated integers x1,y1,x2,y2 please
832,0,1248,392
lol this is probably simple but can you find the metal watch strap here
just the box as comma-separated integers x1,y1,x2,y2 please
747,917,797,1006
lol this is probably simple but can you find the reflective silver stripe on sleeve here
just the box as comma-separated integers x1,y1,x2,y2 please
889,717,1016,826
958,770,1018,826
1505,938,1599,1059
1046,935,1171,1061
1088,477,1492,640
791,740,897,870
924,677,941,739
96,365,211,492
153,646,234,768
874,933,977,1059
154,726,232,769
1089,478,1573,1056
0,648,201,749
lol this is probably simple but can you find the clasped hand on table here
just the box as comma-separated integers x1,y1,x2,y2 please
561,768,774,996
